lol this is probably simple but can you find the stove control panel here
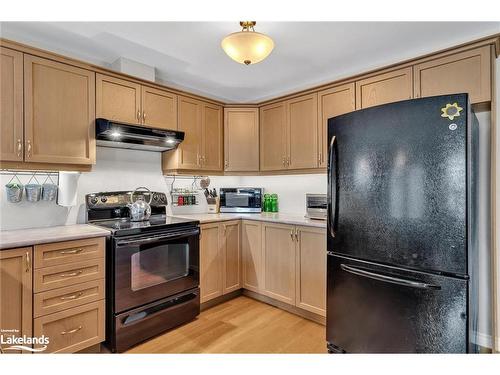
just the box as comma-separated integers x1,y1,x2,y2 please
86,191,168,208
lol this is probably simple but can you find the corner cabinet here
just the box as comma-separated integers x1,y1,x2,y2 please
242,221,263,293
355,67,413,109
0,247,33,354
1,52,96,170
224,108,260,172
162,96,223,174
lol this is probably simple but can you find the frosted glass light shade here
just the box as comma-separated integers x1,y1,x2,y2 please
221,31,274,65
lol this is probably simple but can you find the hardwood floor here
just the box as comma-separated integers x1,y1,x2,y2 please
126,296,327,353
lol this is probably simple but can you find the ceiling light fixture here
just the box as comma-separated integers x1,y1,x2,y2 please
221,21,274,66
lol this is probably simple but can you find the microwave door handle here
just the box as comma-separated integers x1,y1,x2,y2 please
328,135,337,238
340,264,441,290
116,228,200,246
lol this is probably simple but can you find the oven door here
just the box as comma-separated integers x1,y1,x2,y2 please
114,227,199,313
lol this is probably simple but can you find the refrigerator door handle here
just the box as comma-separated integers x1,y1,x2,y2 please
340,264,441,290
328,135,337,238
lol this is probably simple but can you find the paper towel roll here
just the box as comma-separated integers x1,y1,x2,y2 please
57,172,81,207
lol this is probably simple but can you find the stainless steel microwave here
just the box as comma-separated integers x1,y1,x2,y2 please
219,188,263,213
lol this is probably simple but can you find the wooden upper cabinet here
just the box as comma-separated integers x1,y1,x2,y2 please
200,223,223,303
0,247,33,354
24,55,95,165
318,83,355,168
262,223,296,305
96,74,141,123
356,67,413,109
175,96,203,169
295,226,326,317
202,103,223,171
286,93,318,169
414,46,491,104
141,86,177,129
224,108,259,172
221,221,242,294
0,47,23,162
260,102,287,171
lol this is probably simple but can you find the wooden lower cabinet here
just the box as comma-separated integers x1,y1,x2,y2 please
200,223,223,303
295,226,327,316
262,223,296,305
34,300,105,354
242,221,263,293
0,247,33,354
221,221,242,293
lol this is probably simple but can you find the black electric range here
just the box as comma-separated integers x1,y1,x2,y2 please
86,190,200,353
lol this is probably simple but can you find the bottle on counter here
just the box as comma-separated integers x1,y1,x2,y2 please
263,194,271,212
271,193,278,212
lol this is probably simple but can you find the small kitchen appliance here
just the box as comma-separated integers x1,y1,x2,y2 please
305,193,327,220
86,190,200,353
219,187,262,213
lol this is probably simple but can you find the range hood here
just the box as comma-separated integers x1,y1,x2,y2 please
95,118,184,152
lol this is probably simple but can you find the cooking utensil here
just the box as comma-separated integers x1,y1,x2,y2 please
128,187,152,221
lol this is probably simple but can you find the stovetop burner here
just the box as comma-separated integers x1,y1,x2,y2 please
92,215,198,236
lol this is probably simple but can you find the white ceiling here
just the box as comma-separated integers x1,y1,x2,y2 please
1,22,499,103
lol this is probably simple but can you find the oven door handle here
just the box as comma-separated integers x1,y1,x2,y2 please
115,228,200,246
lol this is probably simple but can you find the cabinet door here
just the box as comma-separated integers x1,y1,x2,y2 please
260,102,287,171
224,108,259,171
295,226,326,316
286,93,318,169
176,96,202,169
200,223,222,303
0,47,23,162
202,103,223,171
262,223,296,305
0,247,33,354
242,220,262,293
355,67,413,109
141,86,177,129
24,55,95,165
318,83,355,168
414,46,491,104
221,220,241,294
96,73,141,123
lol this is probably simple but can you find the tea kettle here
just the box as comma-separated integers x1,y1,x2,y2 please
128,187,152,221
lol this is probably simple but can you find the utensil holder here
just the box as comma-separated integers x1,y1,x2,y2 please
5,183,23,203
42,183,58,201
25,184,42,202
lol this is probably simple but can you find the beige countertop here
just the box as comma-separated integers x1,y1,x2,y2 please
171,212,327,228
0,224,111,250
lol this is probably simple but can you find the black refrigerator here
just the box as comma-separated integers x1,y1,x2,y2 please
326,94,479,353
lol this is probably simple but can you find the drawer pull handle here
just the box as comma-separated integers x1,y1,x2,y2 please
60,326,82,335
60,248,84,255
60,292,84,301
59,270,83,278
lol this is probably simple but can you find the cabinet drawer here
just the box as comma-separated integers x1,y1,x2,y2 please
34,300,105,353
34,237,105,269
34,258,105,292
34,279,105,318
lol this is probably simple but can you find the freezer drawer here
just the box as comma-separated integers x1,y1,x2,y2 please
326,255,468,353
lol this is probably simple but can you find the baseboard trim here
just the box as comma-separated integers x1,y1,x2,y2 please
200,289,242,311
243,290,326,325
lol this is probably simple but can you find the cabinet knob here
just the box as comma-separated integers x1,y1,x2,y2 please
137,110,141,122
143,111,146,122
26,140,32,158
25,251,30,273
16,139,22,158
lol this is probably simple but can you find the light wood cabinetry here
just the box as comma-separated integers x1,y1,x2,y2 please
414,46,491,104
141,85,177,129
163,96,223,173
0,47,23,162
318,83,356,168
262,223,296,305
286,93,318,169
260,102,287,171
0,247,33,354
23,55,96,165
202,103,223,171
295,226,326,316
242,221,263,293
200,223,223,303
355,67,413,109
221,221,242,293
96,73,178,129
224,108,260,171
